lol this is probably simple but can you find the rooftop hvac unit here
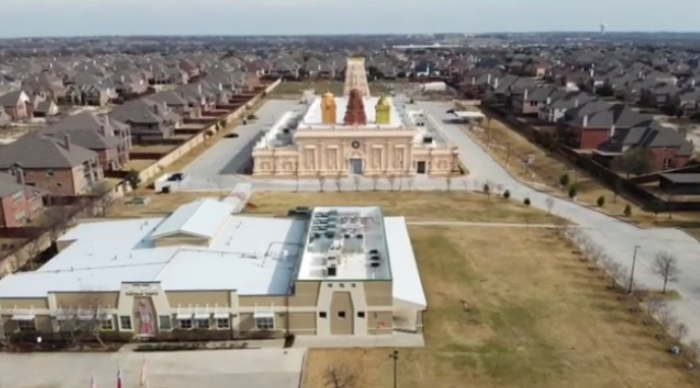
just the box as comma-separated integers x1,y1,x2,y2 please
369,249,379,255
423,136,433,144
328,209,338,215
356,234,364,239
370,254,380,261
370,262,381,268
340,216,349,224
344,234,351,239
327,266,337,277
313,233,321,238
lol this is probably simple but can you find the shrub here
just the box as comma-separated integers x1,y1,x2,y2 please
503,189,511,199
284,333,296,348
568,185,577,199
524,198,531,206
483,183,490,195
559,173,570,187
597,196,606,207
624,204,632,216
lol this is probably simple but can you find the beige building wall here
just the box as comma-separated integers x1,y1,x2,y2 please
0,278,399,338
253,130,457,178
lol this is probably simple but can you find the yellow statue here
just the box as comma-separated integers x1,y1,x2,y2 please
321,91,336,124
375,96,391,125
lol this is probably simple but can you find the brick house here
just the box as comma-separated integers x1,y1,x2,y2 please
594,121,693,171
0,171,44,227
0,134,104,196
558,102,650,150
510,87,560,116
0,90,31,120
41,112,131,171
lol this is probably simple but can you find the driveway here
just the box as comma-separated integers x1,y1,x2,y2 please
417,101,700,343
0,348,306,388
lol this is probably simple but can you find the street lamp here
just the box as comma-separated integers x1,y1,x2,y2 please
389,350,399,388
628,245,641,294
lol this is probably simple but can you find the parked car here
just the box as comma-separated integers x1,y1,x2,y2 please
224,133,239,138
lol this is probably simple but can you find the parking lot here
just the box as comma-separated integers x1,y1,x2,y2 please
0,348,306,388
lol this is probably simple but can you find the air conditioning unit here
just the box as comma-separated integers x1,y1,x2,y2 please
327,265,337,277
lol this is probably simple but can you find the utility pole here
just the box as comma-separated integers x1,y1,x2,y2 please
389,350,399,388
628,245,640,294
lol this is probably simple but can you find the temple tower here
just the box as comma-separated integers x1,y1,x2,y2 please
343,88,367,126
343,57,371,98
375,96,391,125
321,91,337,124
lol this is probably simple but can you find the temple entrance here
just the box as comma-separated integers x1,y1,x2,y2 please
349,158,363,175
416,161,427,174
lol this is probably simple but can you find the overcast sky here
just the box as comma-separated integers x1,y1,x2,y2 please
1,0,698,38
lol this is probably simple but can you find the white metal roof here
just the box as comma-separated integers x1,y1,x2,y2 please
0,208,306,297
453,111,485,119
150,199,235,239
384,217,427,309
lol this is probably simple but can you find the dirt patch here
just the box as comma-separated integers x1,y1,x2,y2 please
304,226,698,388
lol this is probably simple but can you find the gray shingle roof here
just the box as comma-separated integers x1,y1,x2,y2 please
0,134,96,169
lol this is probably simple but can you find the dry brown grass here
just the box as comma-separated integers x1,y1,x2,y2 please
465,112,700,233
124,159,158,171
129,144,176,154
246,191,558,224
304,226,698,388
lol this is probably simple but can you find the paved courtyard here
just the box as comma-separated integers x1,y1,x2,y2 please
0,348,306,388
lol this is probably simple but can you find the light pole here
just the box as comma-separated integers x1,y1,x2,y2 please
628,245,641,294
389,350,399,388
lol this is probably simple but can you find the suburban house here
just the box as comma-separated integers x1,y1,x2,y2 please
538,92,599,123
40,112,132,171
594,121,693,171
510,87,560,116
0,171,44,228
0,134,104,196
558,102,651,150
109,99,181,143
64,84,111,106
0,90,31,121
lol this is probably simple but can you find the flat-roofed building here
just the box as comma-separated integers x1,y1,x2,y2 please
0,200,426,340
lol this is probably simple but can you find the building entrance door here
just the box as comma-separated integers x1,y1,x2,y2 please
416,161,427,174
349,158,363,175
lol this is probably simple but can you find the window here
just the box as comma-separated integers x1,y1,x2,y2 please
12,191,23,202
255,316,274,330
319,312,327,318
159,315,172,330
46,170,55,178
216,318,230,329
357,312,366,318
195,318,210,329
100,317,114,330
179,319,193,329
119,316,132,330
17,319,36,332
338,311,346,319
663,158,673,169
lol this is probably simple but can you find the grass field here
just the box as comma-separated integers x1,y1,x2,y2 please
462,107,700,234
107,191,557,224
270,80,400,96
304,226,697,388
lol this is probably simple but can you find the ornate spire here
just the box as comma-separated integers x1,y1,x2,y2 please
343,88,367,126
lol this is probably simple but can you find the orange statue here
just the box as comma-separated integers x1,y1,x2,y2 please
321,91,336,124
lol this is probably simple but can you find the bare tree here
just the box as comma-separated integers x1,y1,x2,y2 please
688,340,700,361
90,182,115,217
657,306,677,330
674,322,689,343
324,365,357,388
607,261,624,288
334,173,343,192
397,176,403,191
57,294,111,349
293,163,300,192
14,235,45,271
545,196,555,214
352,175,361,192
644,293,666,324
445,175,452,191
371,175,379,191
406,176,414,191
317,173,326,193
652,251,680,293
44,205,77,245
386,175,396,191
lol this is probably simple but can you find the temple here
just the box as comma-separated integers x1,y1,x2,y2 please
252,57,459,177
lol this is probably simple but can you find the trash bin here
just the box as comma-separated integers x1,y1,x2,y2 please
162,186,171,194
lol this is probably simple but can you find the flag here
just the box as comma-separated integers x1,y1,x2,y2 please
139,357,150,388
116,364,123,388
90,370,98,388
